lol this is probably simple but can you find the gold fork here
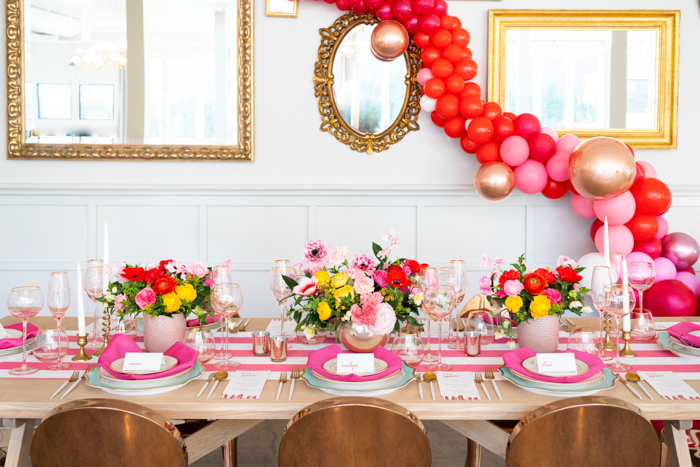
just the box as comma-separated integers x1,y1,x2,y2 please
51,371,79,399
276,372,287,400
484,366,502,401
289,366,302,400
62,365,96,399
474,372,491,401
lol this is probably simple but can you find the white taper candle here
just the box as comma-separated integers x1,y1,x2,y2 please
77,261,86,335
604,216,610,269
622,258,631,331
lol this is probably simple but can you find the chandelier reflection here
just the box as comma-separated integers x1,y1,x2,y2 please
71,41,127,70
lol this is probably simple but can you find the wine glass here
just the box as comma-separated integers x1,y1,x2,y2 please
604,284,635,373
269,266,294,348
417,267,439,363
590,266,613,361
184,327,217,363
566,327,599,354
628,261,655,314
47,271,70,370
440,267,467,349
423,284,455,371
83,263,104,350
211,283,243,370
630,310,656,343
211,265,233,359
390,330,425,368
8,286,43,375
110,317,138,341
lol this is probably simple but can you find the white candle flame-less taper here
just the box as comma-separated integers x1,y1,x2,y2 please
76,261,86,335
604,216,610,269
102,222,110,295
622,257,631,331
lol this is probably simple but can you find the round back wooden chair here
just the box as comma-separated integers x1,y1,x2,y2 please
31,398,187,467
506,396,660,467
279,397,431,467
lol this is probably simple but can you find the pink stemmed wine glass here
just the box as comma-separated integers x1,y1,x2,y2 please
212,283,243,370
83,262,104,350
628,261,655,314
604,284,635,373
47,272,71,370
418,267,439,363
8,286,44,376
211,265,233,359
423,284,455,372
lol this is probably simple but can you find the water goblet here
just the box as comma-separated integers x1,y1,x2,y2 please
466,311,496,346
424,284,455,371
439,267,467,349
212,283,243,370
84,263,104,349
630,310,656,343
566,326,599,354
32,325,70,362
184,327,217,363
628,261,655,315
269,266,294,348
590,266,613,361
604,284,635,373
8,286,44,376
390,330,425,368
47,271,71,370
418,267,439,363
211,265,233,359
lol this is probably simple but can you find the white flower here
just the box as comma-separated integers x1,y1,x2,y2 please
104,293,116,303
228,318,237,330
494,330,505,339
581,306,593,314
302,325,316,340
381,228,396,242
111,286,118,293
410,292,424,306
506,340,517,349
479,254,490,268
570,301,583,309
342,310,352,322
146,262,158,270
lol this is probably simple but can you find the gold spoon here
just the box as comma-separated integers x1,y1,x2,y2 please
424,372,437,400
207,371,229,399
625,372,654,400
197,372,217,398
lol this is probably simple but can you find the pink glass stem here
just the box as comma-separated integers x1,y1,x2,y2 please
223,321,230,367
639,291,644,314
614,316,622,367
91,300,99,346
20,319,28,372
280,302,286,338
437,318,443,366
425,317,432,357
56,318,62,367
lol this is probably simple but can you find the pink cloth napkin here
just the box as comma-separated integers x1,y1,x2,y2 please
186,315,218,327
503,347,605,383
97,334,198,380
668,322,700,348
307,344,403,382
0,323,39,350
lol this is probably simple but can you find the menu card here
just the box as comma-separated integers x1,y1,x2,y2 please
221,370,271,400
637,371,700,401
436,372,481,401
265,319,298,336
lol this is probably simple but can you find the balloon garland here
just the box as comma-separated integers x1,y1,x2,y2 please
319,0,700,317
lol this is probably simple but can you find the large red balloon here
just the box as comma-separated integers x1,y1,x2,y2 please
475,140,501,164
513,113,541,140
629,178,672,216
541,178,568,199
646,280,697,317
467,117,494,144
443,115,466,138
435,94,459,120
590,218,604,242
453,58,477,81
492,116,515,143
633,238,663,259
625,211,660,242
460,82,481,99
528,133,557,163
459,97,483,119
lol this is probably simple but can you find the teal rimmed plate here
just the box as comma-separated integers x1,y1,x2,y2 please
658,332,700,361
86,359,204,396
302,361,416,397
499,366,616,398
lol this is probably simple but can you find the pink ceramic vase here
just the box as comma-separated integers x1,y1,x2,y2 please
516,315,560,353
143,313,187,353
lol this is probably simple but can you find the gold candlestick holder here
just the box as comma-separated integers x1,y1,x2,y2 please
602,313,616,351
93,305,111,357
72,334,93,361
620,330,637,357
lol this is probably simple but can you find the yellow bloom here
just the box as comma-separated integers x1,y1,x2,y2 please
330,272,349,288
314,270,330,286
335,285,354,299
162,292,182,313
505,296,523,313
175,283,197,302
530,295,552,318
317,302,331,321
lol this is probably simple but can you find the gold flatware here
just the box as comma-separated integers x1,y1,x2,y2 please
207,371,229,399
424,372,436,400
51,371,78,399
484,366,502,401
617,375,642,400
276,372,287,401
239,319,250,332
565,318,577,330
198,371,226,398
62,365,95,399
475,372,491,401
625,372,653,400
417,373,423,400
289,366,302,400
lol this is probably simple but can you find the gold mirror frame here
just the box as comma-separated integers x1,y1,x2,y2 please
487,10,680,149
5,0,254,161
313,13,421,154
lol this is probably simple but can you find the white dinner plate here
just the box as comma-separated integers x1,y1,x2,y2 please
110,355,179,375
668,335,700,356
521,356,590,377
97,365,194,389
322,357,388,376
0,329,23,340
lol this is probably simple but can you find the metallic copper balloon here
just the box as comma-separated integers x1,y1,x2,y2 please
474,161,516,201
370,21,409,62
662,233,700,269
568,137,636,201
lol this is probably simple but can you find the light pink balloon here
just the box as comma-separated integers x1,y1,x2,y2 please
655,216,668,240
625,251,654,266
676,271,700,296
546,151,571,182
500,135,529,167
571,194,596,218
420,95,436,113
514,160,548,194
593,191,636,225
556,134,581,153
417,68,434,86
653,256,677,282
638,161,656,179
595,225,634,256
541,127,559,142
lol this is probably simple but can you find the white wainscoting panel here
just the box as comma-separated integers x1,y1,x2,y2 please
532,205,593,265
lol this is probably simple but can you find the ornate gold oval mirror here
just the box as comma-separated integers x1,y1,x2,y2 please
314,13,420,154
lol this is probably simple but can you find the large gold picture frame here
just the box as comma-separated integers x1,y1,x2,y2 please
487,10,680,149
6,0,254,161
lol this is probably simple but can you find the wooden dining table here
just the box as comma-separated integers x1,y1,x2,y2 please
0,316,699,467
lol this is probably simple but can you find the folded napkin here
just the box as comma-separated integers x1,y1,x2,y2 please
307,344,402,382
0,323,39,350
503,347,604,384
97,334,198,380
668,322,700,348
186,315,218,327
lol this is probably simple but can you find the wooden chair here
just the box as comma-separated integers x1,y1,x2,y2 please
279,397,431,467
30,398,187,467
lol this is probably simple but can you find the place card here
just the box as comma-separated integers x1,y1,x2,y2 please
536,353,577,375
0,323,7,339
122,352,166,372
221,370,271,399
637,371,700,401
336,353,375,375
265,319,298,336
436,372,481,401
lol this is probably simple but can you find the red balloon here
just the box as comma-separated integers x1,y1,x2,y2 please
430,111,446,128
626,143,635,158
453,59,477,81
458,97,483,120
336,0,350,9
375,2,394,20
402,15,420,33
678,266,696,275
420,13,441,33
440,15,457,30
431,29,452,49
443,44,463,63
445,74,465,95
444,116,466,138
460,82,481,99
451,28,470,47
413,0,434,15
634,162,646,183
482,102,503,121
345,0,361,7
590,218,604,242
541,178,568,199
503,112,517,121
424,78,445,99
435,94,459,120
433,0,447,16
467,117,494,144
452,17,461,28
625,211,660,241
476,140,501,164
528,133,557,163
459,134,477,154
413,31,431,49
492,116,514,143
634,238,663,259
323,0,335,4
566,180,579,196
420,47,441,67
462,47,472,60
646,280,697,317
513,113,541,140
431,58,453,79
629,178,672,216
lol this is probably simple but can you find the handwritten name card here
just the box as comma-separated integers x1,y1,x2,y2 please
536,353,577,376
122,352,165,372
336,353,375,374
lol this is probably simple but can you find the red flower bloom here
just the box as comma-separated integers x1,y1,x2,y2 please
158,259,174,271
523,273,548,295
535,268,556,285
498,269,520,287
387,269,412,288
144,268,165,285
152,275,178,295
404,260,429,275
387,265,404,274
557,267,583,283
121,267,145,283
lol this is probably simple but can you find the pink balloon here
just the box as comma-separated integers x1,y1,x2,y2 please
402,15,420,33
571,194,596,218
419,13,440,33
595,224,634,255
392,0,413,20
556,134,581,153
433,0,447,16
638,161,656,178
416,68,434,86
546,151,571,182
646,280,697,317
676,272,700,296
655,216,668,240
626,251,654,267
376,2,394,19
413,0,434,15
653,256,677,282
541,127,559,142
514,160,548,195
593,191,636,225
500,135,529,167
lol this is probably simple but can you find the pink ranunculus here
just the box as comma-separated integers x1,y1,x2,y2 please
293,277,318,296
351,304,377,327
354,275,375,295
574,284,580,292
204,277,215,287
556,255,578,269
114,293,128,313
373,270,389,288
134,288,157,310
303,239,331,265
543,288,562,304
495,290,506,299
328,246,348,265
369,303,397,335
503,280,524,297
188,261,209,278
479,276,493,294
361,291,384,309
145,262,158,270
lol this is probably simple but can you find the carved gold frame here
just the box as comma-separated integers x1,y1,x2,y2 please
487,10,680,149
313,13,421,154
6,0,254,160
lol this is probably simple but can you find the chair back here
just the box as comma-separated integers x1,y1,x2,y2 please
506,396,660,467
459,294,491,318
31,398,187,467
279,397,431,467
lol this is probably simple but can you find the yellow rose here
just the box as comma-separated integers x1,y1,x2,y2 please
335,285,354,299
162,292,182,313
530,295,551,318
314,270,330,286
330,272,349,288
505,296,523,313
317,302,331,321
175,283,197,302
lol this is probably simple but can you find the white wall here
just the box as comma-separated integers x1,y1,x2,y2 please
1,0,699,318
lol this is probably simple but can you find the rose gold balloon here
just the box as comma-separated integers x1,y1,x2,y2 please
370,21,409,62
474,162,516,201
568,137,636,201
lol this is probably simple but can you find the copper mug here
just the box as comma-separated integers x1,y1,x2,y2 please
253,331,270,356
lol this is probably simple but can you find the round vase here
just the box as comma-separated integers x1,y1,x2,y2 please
337,322,390,353
516,315,560,353
143,313,187,353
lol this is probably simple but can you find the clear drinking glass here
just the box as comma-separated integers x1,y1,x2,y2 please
604,284,636,373
630,310,657,343
440,267,467,349
390,330,425,368
590,266,613,361
466,311,496,346
33,325,70,362
212,283,243,370
110,317,138,341
8,286,43,375
83,263,104,349
184,327,217,364
566,326,599,354
269,266,294,348
628,261,656,316
211,265,233,359
418,267,439,363
47,271,71,370
424,284,455,371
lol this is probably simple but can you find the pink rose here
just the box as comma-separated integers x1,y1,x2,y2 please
134,288,157,310
503,280,524,297
543,288,562,304
574,284,580,292
369,303,397,335
556,255,578,269
188,261,209,278
495,290,506,299
293,277,317,296
354,275,375,295
114,293,128,313
204,277,215,287
373,270,389,288
328,246,348,265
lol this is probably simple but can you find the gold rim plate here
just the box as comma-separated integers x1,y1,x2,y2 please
322,357,388,376
522,356,590,377
110,355,179,375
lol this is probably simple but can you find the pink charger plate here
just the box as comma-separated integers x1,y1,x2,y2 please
503,347,604,384
306,344,403,383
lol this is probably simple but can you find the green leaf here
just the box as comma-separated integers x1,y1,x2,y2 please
372,242,383,258
282,275,299,291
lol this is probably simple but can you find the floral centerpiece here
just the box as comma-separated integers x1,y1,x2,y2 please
282,229,427,352
480,254,591,353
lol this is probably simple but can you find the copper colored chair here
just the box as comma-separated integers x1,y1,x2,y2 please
30,398,187,467
279,397,431,467
506,396,660,467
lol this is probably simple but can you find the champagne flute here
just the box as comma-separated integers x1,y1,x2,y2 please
211,265,233,359
273,260,295,344
449,260,469,345
8,286,43,375
83,264,104,350
440,267,467,349
269,266,293,348
418,267,439,363
589,266,612,361
604,284,635,373
211,283,243,370
47,272,71,370
628,261,655,314
424,284,455,371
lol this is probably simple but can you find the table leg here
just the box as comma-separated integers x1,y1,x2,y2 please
663,420,693,467
222,437,237,467
3,419,35,467
465,438,482,467
186,419,261,465
442,420,509,460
